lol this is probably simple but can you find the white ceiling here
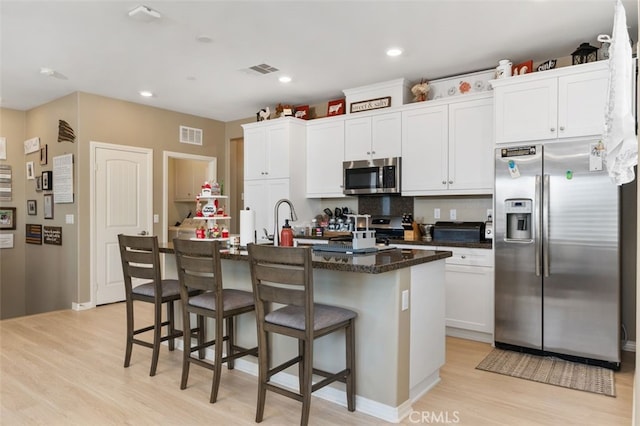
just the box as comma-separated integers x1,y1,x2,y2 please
1,0,638,122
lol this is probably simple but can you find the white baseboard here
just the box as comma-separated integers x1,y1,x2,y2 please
71,302,95,311
446,326,493,344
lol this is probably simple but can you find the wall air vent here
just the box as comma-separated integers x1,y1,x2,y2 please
179,126,203,146
247,63,279,75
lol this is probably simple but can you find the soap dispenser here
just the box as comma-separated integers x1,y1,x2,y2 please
280,219,294,247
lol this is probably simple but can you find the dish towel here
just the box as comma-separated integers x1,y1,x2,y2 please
599,0,637,185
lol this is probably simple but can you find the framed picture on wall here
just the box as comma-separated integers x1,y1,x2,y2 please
35,176,42,192
42,171,52,191
0,207,16,230
26,161,35,180
27,200,37,215
44,194,53,219
40,144,48,165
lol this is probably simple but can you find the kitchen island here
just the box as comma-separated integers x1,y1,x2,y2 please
161,243,451,422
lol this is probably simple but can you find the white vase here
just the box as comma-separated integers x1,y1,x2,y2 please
496,60,512,79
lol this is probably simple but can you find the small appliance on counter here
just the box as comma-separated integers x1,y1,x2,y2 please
432,221,486,243
313,214,378,253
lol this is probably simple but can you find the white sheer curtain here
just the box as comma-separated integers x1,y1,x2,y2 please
599,0,637,185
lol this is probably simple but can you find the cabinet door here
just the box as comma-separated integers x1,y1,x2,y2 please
244,127,267,180
557,69,609,139
265,124,290,179
174,159,212,200
444,264,494,334
243,178,290,244
401,105,448,195
448,98,494,193
494,78,558,143
344,116,372,161
371,112,401,159
306,119,346,198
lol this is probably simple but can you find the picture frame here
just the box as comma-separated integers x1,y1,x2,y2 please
512,60,533,76
40,144,48,165
27,200,37,215
26,161,35,180
44,194,53,219
327,99,346,116
42,171,52,191
350,96,391,114
0,207,16,230
294,105,310,120
35,176,42,192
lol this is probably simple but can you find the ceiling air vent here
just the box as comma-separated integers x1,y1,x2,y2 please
179,126,203,146
247,63,279,75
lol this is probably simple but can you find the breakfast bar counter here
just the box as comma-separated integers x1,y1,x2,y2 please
160,243,451,422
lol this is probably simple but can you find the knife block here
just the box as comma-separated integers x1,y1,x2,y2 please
403,222,421,241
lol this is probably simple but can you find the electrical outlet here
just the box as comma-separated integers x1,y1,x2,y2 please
401,290,409,311
434,208,440,219
153,214,159,223
450,209,457,220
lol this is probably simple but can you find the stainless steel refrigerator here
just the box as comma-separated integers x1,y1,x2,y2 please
494,140,620,368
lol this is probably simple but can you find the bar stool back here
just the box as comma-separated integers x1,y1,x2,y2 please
247,243,356,425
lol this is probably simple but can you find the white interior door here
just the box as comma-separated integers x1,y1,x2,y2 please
93,143,153,305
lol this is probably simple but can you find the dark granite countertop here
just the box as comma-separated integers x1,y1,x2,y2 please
160,243,452,274
293,235,492,250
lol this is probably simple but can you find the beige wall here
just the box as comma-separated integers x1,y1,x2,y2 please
0,93,226,318
0,108,27,318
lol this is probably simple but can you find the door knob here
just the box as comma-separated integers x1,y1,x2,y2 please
138,230,148,236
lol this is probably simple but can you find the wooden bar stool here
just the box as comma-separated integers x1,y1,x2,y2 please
173,238,258,403
247,243,356,425
117,234,184,376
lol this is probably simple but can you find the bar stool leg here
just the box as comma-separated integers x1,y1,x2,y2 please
197,315,206,359
300,338,313,426
150,299,162,376
255,328,268,423
346,321,356,412
226,317,235,370
167,300,176,351
210,317,224,403
124,298,134,368
180,310,191,389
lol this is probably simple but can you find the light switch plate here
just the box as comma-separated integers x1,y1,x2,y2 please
401,290,409,311
434,208,440,219
153,214,159,223
65,214,74,224
449,209,457,220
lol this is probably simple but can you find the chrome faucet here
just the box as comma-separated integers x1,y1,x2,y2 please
273,199,298,246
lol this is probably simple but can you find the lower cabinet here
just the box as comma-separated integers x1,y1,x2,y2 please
439,246,494,343
243,178,290,244
396,244,494,343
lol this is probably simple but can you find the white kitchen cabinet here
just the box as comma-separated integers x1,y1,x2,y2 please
243,178,290,244
344,111,401,161
438,246,494,343
174,158,214,201
244,121,293,180
306,118,346,198
493,61,609,143
401,94,493,196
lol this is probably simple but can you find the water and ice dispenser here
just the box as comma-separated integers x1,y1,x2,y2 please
505,199,532,241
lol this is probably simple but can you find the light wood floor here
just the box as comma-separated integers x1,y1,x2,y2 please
0,302,633,425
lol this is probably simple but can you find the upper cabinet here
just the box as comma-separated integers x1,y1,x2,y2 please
174,158,215,201
493,61,609,143
244,120,295,180
401,94,494,196
344,112,401,161
306,117,346,198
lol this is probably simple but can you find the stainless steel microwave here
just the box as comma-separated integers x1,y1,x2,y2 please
343,157,401,195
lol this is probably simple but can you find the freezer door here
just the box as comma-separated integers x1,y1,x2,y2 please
494,145,543,349
543,140,620,363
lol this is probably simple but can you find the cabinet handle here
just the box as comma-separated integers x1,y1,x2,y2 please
461,255,466,259
448,180,453,184
550,127,556,132
372,151,376,155
559,126,565,131
442,180,447,185
366,151,371,155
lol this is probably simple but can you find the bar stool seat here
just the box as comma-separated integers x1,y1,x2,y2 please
248,243,357,426
189,289,255,312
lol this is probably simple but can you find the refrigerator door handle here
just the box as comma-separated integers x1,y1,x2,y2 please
535,174,542,277
543,174,550,277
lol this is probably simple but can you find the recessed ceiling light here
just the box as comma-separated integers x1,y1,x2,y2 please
386,48,403,57
279,76,292,83
40,67,55,76
139,90,154,98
